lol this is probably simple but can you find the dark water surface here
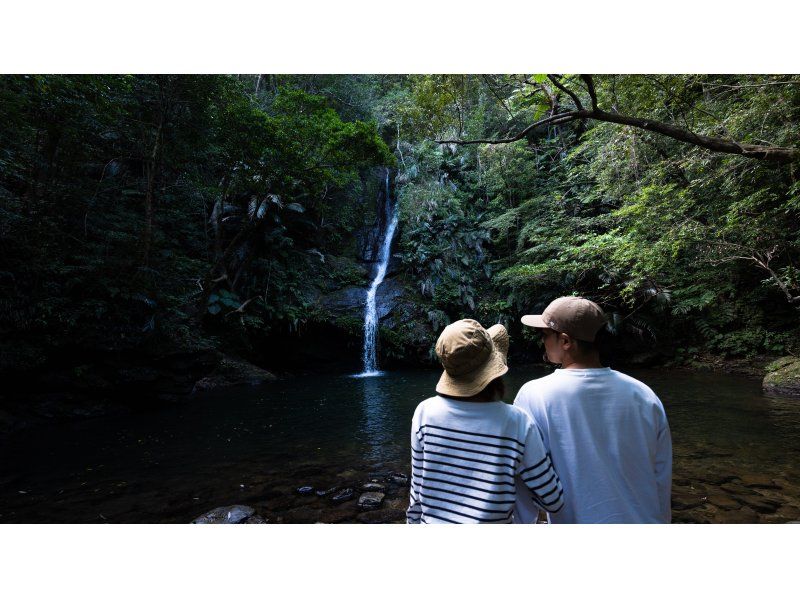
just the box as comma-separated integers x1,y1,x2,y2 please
2,365,800,523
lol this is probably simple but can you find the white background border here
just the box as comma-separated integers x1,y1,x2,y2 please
1,1,797,595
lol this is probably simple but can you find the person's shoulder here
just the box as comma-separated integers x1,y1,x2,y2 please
608,370,662,403
515,372,562,405
517,371,560,394
412,396,442,418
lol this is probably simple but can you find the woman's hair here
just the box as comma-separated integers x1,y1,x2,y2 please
440,376,506,402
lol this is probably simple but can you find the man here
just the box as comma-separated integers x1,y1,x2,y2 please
513,296,672,523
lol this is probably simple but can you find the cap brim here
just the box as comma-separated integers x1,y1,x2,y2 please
436,348,508,398
521,314,548,328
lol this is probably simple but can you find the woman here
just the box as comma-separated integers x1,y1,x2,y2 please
407,319,565,524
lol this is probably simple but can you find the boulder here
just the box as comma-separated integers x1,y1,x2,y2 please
193,355,276,392
192,505,256,524
763,356,800,399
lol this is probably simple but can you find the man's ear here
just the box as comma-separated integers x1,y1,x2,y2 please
559,333,573,349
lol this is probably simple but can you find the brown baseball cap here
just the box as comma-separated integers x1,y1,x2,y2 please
521,296,607,342
435,319,509,397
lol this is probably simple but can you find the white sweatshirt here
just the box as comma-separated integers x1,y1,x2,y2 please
513,368,672,524
407,396,564,524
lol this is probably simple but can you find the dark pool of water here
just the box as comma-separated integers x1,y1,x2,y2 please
1,365,799,523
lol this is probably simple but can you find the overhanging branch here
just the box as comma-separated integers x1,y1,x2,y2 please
436,94,800,163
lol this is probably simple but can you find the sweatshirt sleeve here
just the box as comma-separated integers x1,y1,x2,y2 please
654,407,673,523
517,421,564,513
406,405,423,524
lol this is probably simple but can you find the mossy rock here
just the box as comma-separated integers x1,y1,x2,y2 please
763,357,800,399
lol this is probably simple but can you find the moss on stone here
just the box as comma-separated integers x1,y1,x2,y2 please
763,357,800,399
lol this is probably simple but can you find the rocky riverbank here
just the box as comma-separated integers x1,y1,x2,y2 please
188,460,800,524
192,469,411,524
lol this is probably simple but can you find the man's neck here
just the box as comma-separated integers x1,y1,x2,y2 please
561,354,604,369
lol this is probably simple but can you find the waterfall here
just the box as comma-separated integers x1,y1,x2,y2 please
357,170,398,377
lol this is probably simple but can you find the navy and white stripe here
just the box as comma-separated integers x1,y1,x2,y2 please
407,397,564,524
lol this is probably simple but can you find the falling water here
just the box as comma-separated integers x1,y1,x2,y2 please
357,170,398,377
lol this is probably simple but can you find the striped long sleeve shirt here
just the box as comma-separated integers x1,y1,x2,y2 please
407,396,564,524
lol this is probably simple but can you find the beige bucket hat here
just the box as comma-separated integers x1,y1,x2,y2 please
435,319,509,397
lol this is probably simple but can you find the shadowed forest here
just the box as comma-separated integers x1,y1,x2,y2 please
2,75,799,415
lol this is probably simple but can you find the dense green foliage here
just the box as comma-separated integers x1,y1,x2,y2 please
0,75,391,377
1,74,798,392
383,75,800,362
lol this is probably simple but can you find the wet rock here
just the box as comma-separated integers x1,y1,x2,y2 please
763,356,800,399
389,473,409,486
296,486,315,496
331,488,355,504
739,474,782,490
720,483,758,496
244,515,268,524
358,492,385,510
362,483,386,492
192,505,255,524
316,486,339,497
318,286,365,317
375,277,403,320
193,355,277,392
734,495,782,514
706,492,742,510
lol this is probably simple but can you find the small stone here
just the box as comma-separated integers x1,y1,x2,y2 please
192,505,255,524
316,486,339,497
362,482,386,492
331,488,355,504
358,492,385,510
389,473,409,486
296,486,315,496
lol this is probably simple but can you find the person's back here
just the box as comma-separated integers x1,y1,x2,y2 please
513,296,672,524
406,319,564,524
514,368,671,523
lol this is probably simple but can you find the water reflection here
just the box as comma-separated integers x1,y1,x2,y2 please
2,365,800,522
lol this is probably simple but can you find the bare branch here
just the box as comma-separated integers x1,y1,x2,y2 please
436,111,585,145
547,75,584,112
581,75,598,110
